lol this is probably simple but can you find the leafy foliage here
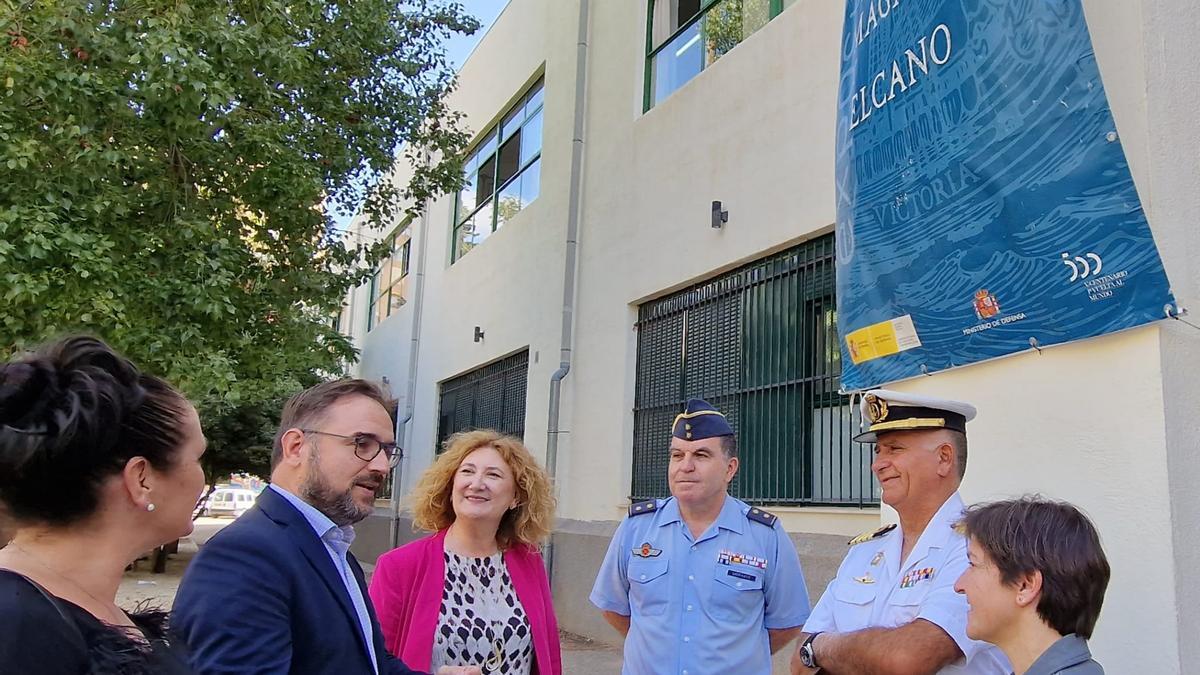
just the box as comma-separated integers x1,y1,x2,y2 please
704,0,771,61
0,0,478,476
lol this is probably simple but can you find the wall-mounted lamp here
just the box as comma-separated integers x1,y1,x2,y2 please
712,201,729,229
474,326,485,343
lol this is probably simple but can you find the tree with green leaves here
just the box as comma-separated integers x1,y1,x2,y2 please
0,0,478,478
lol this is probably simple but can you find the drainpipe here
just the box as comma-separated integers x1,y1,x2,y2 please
390,177,434,549
545,0,591,578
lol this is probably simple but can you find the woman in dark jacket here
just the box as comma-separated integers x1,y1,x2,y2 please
0,336,205,673
954,497,1108,675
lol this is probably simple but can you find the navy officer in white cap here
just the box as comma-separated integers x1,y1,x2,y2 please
791,390,1009,675
591,398,811,675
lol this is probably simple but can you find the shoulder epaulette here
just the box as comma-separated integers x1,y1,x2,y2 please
747,507,778,527
628,499,658,517
848,523,896,546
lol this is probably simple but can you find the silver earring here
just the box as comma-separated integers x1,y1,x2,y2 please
146,503,156,512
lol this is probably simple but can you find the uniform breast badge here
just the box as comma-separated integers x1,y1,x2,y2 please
718,549,768,569
899,567,935,588
633,542,663,558
853,574,876,584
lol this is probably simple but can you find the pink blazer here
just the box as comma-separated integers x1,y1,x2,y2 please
368,529,562,675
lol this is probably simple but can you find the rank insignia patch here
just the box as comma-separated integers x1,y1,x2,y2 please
848,523,897,546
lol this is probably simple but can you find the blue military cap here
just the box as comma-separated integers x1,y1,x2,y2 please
671,398,734,441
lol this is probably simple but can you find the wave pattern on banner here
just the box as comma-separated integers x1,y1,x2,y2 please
834,0,1176,390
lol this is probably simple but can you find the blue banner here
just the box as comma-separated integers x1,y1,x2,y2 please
835,0,1177,391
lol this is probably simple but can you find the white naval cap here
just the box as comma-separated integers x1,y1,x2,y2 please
854,389,977,443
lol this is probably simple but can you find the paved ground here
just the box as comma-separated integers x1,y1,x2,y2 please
116,517,225,609
120,517,627,672
560,633,624,674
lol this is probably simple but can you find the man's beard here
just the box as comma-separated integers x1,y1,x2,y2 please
299,448,382,526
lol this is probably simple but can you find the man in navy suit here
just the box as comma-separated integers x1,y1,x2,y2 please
174,379,480,675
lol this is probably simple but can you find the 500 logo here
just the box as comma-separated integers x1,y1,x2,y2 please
1061,252,1103,281
1061,251,1129,301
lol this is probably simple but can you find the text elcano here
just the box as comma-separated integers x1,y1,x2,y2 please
847,0,954,132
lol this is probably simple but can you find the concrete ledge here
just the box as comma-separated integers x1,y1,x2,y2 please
351,509,425,563
548,519,624,647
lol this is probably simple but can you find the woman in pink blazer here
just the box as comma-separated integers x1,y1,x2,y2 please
369,430,561,675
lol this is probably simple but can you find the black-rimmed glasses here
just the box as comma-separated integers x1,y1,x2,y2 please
300,429,402,468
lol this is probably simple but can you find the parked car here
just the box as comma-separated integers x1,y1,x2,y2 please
203,487,258,518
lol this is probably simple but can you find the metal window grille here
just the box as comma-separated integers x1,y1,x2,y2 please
631,235,878,506
436,350,530,449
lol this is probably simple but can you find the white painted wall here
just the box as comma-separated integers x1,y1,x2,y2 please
562,0,847,525
350,0,585,498
341,0,1198,670
891,327,1176,672
1139,0,1200,667
340,214,417,405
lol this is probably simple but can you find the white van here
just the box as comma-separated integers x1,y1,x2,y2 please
203,488,258,518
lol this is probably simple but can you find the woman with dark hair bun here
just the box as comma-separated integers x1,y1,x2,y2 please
0,335,204,673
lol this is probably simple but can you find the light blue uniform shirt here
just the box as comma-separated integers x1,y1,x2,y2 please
590,494,811,675
268,484,378,673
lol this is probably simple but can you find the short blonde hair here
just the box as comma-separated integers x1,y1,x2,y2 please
410,429,556,550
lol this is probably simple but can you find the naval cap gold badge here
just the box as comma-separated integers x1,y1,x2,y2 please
865,393,889,424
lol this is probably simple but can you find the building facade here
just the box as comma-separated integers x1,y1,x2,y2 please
340,1,1200,672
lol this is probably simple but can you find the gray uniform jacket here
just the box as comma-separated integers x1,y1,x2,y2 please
1022,635,1104,675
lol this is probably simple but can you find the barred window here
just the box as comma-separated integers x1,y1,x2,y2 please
437,351,530,449
631,235,877,506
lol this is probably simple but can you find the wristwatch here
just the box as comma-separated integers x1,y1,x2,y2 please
798,632,823,670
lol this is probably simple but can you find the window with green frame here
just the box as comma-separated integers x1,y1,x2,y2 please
645,0,797,110
368,225,413,331
452,78,544,262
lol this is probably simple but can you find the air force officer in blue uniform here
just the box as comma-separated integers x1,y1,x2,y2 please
590,399,811,675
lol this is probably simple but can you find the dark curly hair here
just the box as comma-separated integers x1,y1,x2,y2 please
0,336,189,526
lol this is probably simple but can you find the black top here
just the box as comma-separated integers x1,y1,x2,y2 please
0,569,192,674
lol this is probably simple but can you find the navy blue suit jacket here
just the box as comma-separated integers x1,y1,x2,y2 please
173,486,426,675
